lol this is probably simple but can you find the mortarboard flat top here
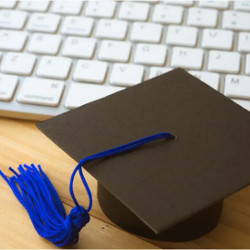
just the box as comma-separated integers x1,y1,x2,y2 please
37,68,250,238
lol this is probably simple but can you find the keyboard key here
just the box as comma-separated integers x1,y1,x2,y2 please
234,1,250,11
1,53,36,76
0,74,18,101
98,40,131,63
110,63,144,86
162,1,193,6
201,29,233,50
19,1,50,12
28,33,61,55
73,60,108,84
0,30,27,51
51,1,83,15
233,99,250,111
0,1,17,9
188,71,219,90
134,44,167,66
36,56,71,80
18,78,64,107
208,51,240,73
187,8,218,28
96,19,128,40
130,22,162,43
224,75,250,99
65,83,124,109
166,25,198,47
85,1,116,18
222,11,250,31
61,16,94,37
198,1,229,9
28,13,60,33
118,2,149,21
0,10,27,30
238,32,250,52
142,0,160,3
152,4,183,24
148,67,173,79
62,37,96,59
246,54,250,75
171,47,203,70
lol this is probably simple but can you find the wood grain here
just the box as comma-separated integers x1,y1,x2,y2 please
0,117,249,249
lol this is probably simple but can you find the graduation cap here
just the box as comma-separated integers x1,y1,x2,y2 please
28,68,250,241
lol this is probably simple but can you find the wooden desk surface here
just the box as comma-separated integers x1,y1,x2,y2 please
0,117,250,249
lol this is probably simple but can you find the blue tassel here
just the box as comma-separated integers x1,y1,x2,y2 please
0,132,175,247
0,164,90,247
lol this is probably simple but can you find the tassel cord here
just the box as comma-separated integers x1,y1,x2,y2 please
69,132,175,210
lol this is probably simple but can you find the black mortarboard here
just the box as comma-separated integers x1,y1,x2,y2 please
37,68,250,241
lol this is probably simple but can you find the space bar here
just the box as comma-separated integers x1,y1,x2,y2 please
65,83,125,109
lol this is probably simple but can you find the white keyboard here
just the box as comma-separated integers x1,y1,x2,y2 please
0,0,250,120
